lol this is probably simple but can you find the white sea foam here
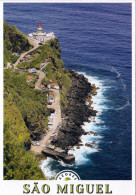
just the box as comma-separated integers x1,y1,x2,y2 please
40,158,57,178
40,72,108,176
67,72,107,166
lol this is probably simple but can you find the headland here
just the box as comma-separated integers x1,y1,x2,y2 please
4,21,99,179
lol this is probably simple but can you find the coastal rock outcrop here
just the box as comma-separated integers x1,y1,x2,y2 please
42,146,75,164
51,70,97,149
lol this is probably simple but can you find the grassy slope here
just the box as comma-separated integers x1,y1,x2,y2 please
4,21,46,179
4,21,72,180
4,70,49,140
4,21,31,66
4,88,45,180
18,38,72,109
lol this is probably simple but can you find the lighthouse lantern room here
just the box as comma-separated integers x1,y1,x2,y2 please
37,23,43,34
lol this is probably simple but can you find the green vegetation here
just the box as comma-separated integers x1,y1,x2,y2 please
4,21,48,179
42,39,72,109
4,21,72,180
4,70,49,140
4,87,45,180
4,21,32,66
18,38,72,109
17,38,61,69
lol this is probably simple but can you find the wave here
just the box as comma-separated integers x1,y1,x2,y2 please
40,71,129,177
111,67,121,78
40,72,108,176
67,72,107,166
115,100,130,110
40,158,57,178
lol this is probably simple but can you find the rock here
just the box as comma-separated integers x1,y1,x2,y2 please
94,132,98,136
68,146,73,150
89,131,99,136
42,147,75,164
47,144,55,150
76,142,83,147
78,143,83,146
55,147,65,153
85,143,93,148
82,131,88,135
52,70,97,149
62,155,75,164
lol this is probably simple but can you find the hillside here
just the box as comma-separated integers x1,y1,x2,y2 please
4,21,32,66
17,38,72,110
4,21,72,179
4,88,45,180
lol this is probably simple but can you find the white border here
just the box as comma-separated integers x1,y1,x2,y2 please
0,0,135,195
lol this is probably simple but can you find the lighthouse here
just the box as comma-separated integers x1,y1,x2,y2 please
28,23,55,43
37,23,43,34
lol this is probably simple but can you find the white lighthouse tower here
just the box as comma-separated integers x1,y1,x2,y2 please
37,23,43,34
28,23,55,43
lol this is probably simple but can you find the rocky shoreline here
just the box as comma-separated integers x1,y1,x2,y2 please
50,70,98,158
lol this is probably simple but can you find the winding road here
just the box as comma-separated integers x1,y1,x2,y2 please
12,36,62,155
13,37,39,69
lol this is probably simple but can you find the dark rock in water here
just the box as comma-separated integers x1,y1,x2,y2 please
89,131,99,136
94,132,98,136
76,143,84,147
83,131,89,135
85,143,93,148
52,70,97,150
61,155,75,164
42,146,75,164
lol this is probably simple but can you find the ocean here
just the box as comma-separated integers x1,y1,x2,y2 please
4,3,132,180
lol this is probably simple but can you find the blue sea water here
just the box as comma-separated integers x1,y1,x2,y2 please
4,3,132,180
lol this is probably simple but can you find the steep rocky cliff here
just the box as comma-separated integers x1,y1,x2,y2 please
51,70,97,149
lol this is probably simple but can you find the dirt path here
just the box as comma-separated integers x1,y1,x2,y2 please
35,70,46,90
12,36,62,155
10,34,62,155
31,89,62,154
13,37,39,69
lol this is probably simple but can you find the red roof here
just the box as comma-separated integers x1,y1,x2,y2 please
41,85,45,88
49,80,53,83
38,23,42,26
27,76,33,80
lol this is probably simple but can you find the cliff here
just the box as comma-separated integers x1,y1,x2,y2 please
4,20,96,175
4,21,73,178
51,70,97,149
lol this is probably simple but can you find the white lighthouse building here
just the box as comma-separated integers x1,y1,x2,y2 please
28,23,55,43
